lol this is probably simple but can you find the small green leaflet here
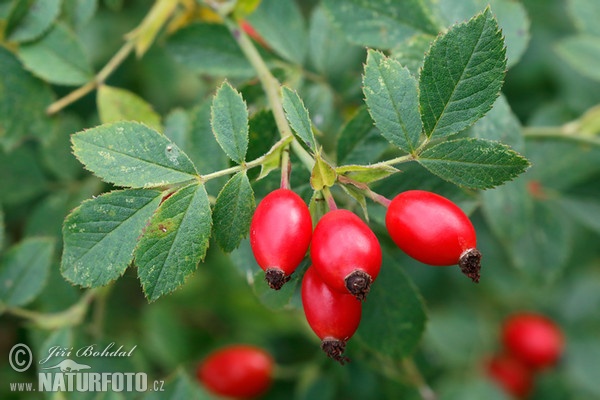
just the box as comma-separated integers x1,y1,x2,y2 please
0,238,55,307
555,35,600,82
418,138,530,189
322,0,439,49
72,121,198,188
356,253,426,359
18,23,94,86
135,183,212,302
61,189,162,287
212,171,255,252
210,82,249,164
419,8,506,138
6,0,61,43
363,50,423,154
281,86,317,151
310,156,336,190
97,86,162,132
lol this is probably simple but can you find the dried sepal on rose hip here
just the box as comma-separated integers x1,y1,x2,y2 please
310,209,382,300
301,266,362,364
196,344,274,399
250,188,312,290
385,190,482,282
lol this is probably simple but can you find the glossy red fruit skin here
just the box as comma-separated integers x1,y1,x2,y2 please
196,345,273,399
385,190,477,266
502,313,564,370
310,209,382,298
301,266,362,364
250,189,312,288
486,353,534,399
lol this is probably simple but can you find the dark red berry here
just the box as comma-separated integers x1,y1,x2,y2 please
486,353,534,399
250,188,312,290
196,344,274,399
502,313,564,370
310,209,381,300
385,190,481,282
301,266,362,364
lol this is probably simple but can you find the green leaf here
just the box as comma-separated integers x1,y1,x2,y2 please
356,253,426,358
322,0,439,49
97,86,163,132
135,183,212,302
310,156,337,190
419,8,506,138
6,0,62,43
309,190,328,228
336,165,398,184
437,0,530,68
246,0,307,64
213,171,255,252
466,94,524,152
558,196,600,235
62,0,98,31
17,23,93,86
0,238,55,307
164,103,229,194
211,82,249,164
166,23,255,78
308,5,364,82
336,107,389,165
72,121,198,188
363,50,423,153
418,138,530,189
281,86,317,151
0,47,55,151
0,208,4,251
0,145,47,205
568,0,600,36
391,34,434,77
556,35,600,82
61,189,162,287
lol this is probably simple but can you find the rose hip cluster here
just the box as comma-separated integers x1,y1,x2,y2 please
486,313,565,398
250,188,481,364
250,189,381,363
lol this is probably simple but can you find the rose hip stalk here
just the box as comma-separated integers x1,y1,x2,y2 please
310,209,382,300
385,190,482,282
250,188,312,289
301,266,362,364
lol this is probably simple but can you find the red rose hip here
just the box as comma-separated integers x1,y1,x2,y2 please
502,313,564,370
385,190,481,282
250,188,312,290
196,344,274,398
486,353,534,399
301,266,362,364
310,209,382,300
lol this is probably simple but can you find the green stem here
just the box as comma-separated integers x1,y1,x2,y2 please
6,290,96,330
401,358,437,400
46,41,135,115
372,153,416,168
523,126,600,146
224,18,315,171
